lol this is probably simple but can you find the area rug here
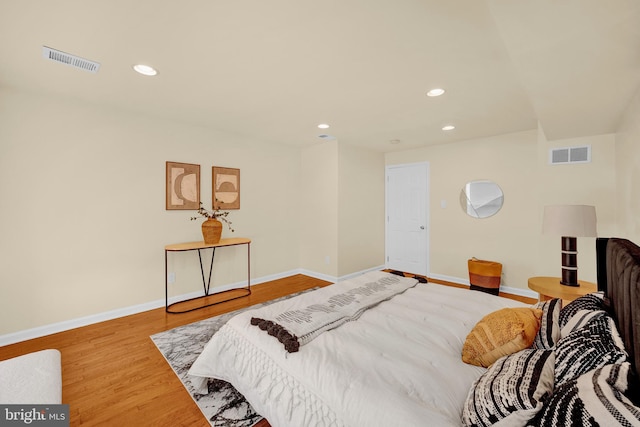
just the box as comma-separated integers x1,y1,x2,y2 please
150,288,318,427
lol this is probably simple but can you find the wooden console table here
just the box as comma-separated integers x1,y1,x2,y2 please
164,238,251,313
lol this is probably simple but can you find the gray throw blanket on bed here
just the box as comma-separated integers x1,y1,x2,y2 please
250,271,420,352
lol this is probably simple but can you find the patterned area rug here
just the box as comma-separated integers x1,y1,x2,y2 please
150,288,318,427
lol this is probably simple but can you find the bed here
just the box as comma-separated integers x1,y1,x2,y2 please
189,238,640,426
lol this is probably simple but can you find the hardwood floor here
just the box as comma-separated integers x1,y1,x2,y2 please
0,274,331,427
0,273,534,426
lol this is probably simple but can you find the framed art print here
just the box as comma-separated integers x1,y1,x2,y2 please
212,166,240,210
166,161,200,210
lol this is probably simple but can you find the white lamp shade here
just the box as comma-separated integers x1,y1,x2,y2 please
542,205,597,237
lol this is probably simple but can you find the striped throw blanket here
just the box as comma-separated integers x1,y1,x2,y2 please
250,271,420,352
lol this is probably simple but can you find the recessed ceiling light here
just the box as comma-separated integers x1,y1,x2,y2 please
427,88,445,97
133,64,158,76
318,123,330,129
442,125,456,131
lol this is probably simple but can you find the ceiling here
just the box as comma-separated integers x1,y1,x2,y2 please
1,0,639,152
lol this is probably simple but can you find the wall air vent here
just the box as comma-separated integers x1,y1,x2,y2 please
42,46,100,73
549,145,591,165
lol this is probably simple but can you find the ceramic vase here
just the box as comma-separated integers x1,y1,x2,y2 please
202,218,222,244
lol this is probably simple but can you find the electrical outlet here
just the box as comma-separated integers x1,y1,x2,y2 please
325,256,330,265
168,272,176,284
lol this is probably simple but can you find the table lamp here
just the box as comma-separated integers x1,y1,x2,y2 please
542,205,597,287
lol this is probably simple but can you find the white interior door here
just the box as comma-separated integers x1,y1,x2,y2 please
385,163,429,276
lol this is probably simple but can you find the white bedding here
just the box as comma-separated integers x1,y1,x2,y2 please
189,275,527,427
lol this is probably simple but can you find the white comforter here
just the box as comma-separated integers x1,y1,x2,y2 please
189,276,527,427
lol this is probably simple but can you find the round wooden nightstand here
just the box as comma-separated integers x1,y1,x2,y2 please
528,276,597,302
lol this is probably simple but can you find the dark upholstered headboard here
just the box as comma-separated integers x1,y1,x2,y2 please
596,237,640,377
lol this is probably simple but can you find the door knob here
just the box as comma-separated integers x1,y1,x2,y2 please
420,226,425,230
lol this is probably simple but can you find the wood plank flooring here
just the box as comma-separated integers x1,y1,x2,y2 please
0,273,534,426
0,274,331,427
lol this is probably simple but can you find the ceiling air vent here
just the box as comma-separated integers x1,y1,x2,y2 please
549,145,591,165
42,46,100,73
317,134,336,140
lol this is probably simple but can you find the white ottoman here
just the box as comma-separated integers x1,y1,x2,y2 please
0,349,62,404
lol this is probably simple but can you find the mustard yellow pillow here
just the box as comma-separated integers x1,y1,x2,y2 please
462,307,543,367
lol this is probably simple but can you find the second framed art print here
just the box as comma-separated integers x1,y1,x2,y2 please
212,166,240,210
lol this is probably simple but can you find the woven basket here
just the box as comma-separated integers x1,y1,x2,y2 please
468,258,502,295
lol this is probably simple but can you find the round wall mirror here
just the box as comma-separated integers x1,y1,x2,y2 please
460,180,504,218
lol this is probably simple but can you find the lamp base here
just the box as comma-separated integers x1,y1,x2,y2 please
560,268,579,287
560,236,579,287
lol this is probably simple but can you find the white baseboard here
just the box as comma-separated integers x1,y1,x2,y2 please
428,273,538,299
4,266,532,347
500,285,538,299
428,273,470,286
0,269,298,347
338,265,386,282
0,266,386,347
0,300,166,348
299,264,386,283
297,269,337,283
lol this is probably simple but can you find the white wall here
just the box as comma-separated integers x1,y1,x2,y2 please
616,88,640,245
1,82,633,340
299,141,386,279
337,143,386,277
385,128,617,291
0,87,302,336
299,141,339,277
536,129,617,283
